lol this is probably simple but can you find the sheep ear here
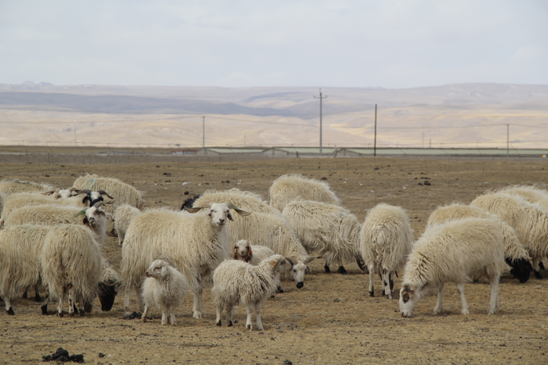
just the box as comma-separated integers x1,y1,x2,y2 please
305,265,311,274
98,211,106,217
270,260,278,268
401,284,414,303
184,207,204,213
285,257,295,266
228,203,251,217
161,266,169,277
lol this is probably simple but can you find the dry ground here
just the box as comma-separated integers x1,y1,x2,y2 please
1,155,548,364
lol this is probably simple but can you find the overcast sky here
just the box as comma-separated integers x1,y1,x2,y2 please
1,0,547,88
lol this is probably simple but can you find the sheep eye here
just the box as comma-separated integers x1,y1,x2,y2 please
292,269,296,273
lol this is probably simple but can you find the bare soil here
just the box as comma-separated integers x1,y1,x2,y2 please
1,155,547,364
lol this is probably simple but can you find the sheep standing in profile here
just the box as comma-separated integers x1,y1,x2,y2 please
141,260,188,326
399,218,505,318
212,254,287,330
427,203,532,283
269,174,340,212
360,203,414,298
282,200,366,274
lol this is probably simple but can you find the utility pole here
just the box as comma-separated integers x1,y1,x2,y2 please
202,116,205,155
506,124,509,157
374,104,377,157
314,89,327,156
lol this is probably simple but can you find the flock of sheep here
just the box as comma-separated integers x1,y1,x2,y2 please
0,173,547,331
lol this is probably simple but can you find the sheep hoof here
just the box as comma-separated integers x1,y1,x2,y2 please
57,312,63,318
461,309,470,315
337,266,347,274
7,307,15,315
369,291,374,297
216,320,222,327
22,292,28,299
324,265,331,273
228,321,233,327
276,286,285,293
41,305,48,315
246,325,251,331
534,270,543,279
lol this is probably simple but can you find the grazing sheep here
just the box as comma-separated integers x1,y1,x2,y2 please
189,188,280,214
212,254,287,330
427,203,532,283
114,204,142,246
471,193,548,279
73,174,144,213
0,179,56,195
40,224,102,317
121,203,250,318
282,200,366,274
4,202,110,244
497,185,548,209
399,218,505,318
360,203,414,298
269,174,341,212
141,260,188,326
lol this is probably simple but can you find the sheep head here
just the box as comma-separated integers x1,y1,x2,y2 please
145,260,171,281
81,202,107,227
399,283,425,318
185,203,251,227
233,239,252,262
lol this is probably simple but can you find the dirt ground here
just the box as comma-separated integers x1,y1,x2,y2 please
1,155,548,364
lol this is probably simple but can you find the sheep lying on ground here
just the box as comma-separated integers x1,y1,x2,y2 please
121,203,250,318
269,174,340,212
360,203,414,298
40,224,103,317
141,260,188,326
470,193,548,279
212,254,287,330
0,179,56,195
4,201,111,244
114,204,142,246
282,200,366,274
399,217,505,318
427,203,532,283
73,174,144,213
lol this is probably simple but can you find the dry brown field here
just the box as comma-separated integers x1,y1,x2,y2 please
1,155,547,364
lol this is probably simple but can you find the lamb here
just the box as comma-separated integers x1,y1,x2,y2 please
427,203,532,283
3,201,111,244
399,217,505,318
360,203,414,298
40,224,102,317
282,200,366,274
212,254,288,330
0,179,56,195
269,174,341,212
0,225,119,315
121,203,250,318
189,188,280,214
470,192,548,279
73,174,144,214
114,204,142,246
141,260,188,326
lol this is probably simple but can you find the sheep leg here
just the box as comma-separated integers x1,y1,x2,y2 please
228,305,234,327
255,303,264,331
368,264,375,297
456,283,469,315
389,272,395,293
192,281,205,319
170,310,176,326
56,289,65,317
433,284,444,314
4,297,14,315
123,283,133,316
245,305,253,331
34,284,42,302
337,262,347,274
134,281,144,312
68,285,75,318
488,275,499,315
161,311,168,326
532,257,543,279
324,261,331,273
22,286,29,299
40,293,50,315
382,269,392,299
141,305,149,323
215,305,223,326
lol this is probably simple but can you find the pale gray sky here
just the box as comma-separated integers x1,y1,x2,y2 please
1,0,547,88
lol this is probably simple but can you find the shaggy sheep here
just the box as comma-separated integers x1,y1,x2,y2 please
3,202,111,244
114,204,142,246
40,224,102,317
269,174,341,212
73,174,144,213
471,193,548,279
0,179,56,195
121,203,250,318
360,203,414,298
497,185,548,209
212,254,287,330
282,200,366,274
427,203,532,283
1,192,89,220
189,188,280,214
141,260,188,326
399,218,505,318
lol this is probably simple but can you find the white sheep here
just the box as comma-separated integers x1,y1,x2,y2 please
282,200,366,274
470,192,548,279
360,203,414,298
190,188,280,214
114,204,142,246
141,260,188,326
73,174,144,214
399,217,505,318
40,224,103,317
269,174,341,212
121,203,250,318
0,179,56,195
0,192,88,221
3,202,110,244
427,202,532,283
212,254,288,330
497,185,548,209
